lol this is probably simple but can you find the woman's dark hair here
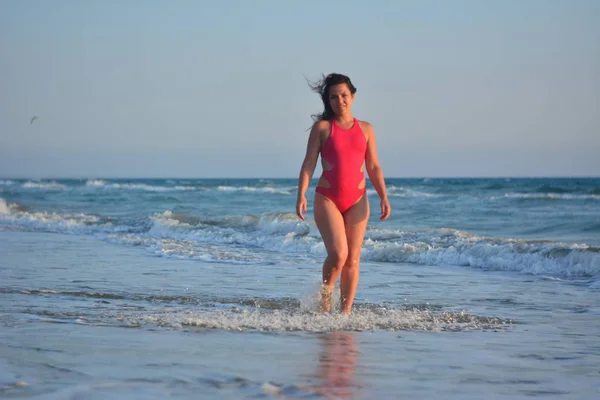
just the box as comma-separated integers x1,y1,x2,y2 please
308,73,357,123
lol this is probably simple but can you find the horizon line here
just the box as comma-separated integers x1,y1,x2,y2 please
1,176,599,180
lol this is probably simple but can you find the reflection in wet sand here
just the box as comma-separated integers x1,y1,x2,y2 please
309,331,361,399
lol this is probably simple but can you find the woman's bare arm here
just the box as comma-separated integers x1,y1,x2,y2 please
296,121,327,220
363,122,391,221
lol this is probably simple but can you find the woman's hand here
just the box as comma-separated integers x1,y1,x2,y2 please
380,197,391,221
296,196,307,221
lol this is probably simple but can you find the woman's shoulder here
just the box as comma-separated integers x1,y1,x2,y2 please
312,119,331,131
357,119,374,137
311,120,332,138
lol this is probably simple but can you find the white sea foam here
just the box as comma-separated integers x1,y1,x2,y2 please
385,185,437,198
82,180,196,191
387,192,432,198
0,180,14,185
0,205,112,234
217,186,292,195
105,183,185,191
85,179,109,186
141,214,600,278
363,229,600,277
22,181,67,189
492,192,600,201
256,212,311,236
144,237,266,264
367,186,437,198
143,211,320,263
8,287,512,332
0,198,11,214
2,205,598,279
115,307,510,332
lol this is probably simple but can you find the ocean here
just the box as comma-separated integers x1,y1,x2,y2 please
1,177,599,399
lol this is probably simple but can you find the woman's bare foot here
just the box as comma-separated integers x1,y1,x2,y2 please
319,285,332,313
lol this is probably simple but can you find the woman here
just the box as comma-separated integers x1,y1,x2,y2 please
296,73,391,315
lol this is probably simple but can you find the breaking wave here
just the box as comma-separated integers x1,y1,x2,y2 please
1,198,598,279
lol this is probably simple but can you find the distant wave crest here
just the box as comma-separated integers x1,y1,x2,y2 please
494,192,600,201
1,203,598,280
217,186,293,195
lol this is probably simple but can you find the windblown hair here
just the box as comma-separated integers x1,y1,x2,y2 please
308,73,357,123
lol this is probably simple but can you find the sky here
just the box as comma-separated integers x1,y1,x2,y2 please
1,0,599,178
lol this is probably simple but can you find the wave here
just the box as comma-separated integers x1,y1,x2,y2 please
84,180,197,192
0,197,119,234
157,307,508,332
9,180,295,194
363,228,599,277
85,179,109,186
7,289,510,332
148,211,312,237
19,308,511,332
3,179,198,192
384,186,437,198
23,181,67,190
0,198,10,214
120,213,600,278
0,198,28,214
492,192,600,201
135,211,314,263
1,200,598,278
217,186,293,195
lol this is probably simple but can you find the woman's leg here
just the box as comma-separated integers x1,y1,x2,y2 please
314,193,348,312
340,195,370,315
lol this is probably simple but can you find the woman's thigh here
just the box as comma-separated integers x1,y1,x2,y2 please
314,193,347,257
343,195,370,257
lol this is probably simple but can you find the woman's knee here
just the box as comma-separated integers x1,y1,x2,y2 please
327,248,348,269
343,253,361,271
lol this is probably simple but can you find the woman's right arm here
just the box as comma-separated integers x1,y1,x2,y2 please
296,122,324,220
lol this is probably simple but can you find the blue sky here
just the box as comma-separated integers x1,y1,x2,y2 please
1,0,598,178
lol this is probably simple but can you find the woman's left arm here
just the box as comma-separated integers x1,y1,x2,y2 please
363,122,391,221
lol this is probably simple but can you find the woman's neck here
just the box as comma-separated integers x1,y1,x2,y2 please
333,113,354,125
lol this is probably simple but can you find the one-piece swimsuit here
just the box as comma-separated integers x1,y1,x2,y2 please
315,118,367,213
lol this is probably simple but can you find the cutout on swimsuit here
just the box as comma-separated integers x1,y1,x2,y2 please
318,176,331,189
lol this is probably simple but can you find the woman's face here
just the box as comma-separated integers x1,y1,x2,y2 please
328,83,354,117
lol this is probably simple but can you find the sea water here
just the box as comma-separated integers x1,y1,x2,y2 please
1,178,599,398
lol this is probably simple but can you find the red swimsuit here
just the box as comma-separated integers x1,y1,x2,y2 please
316,118,367,213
